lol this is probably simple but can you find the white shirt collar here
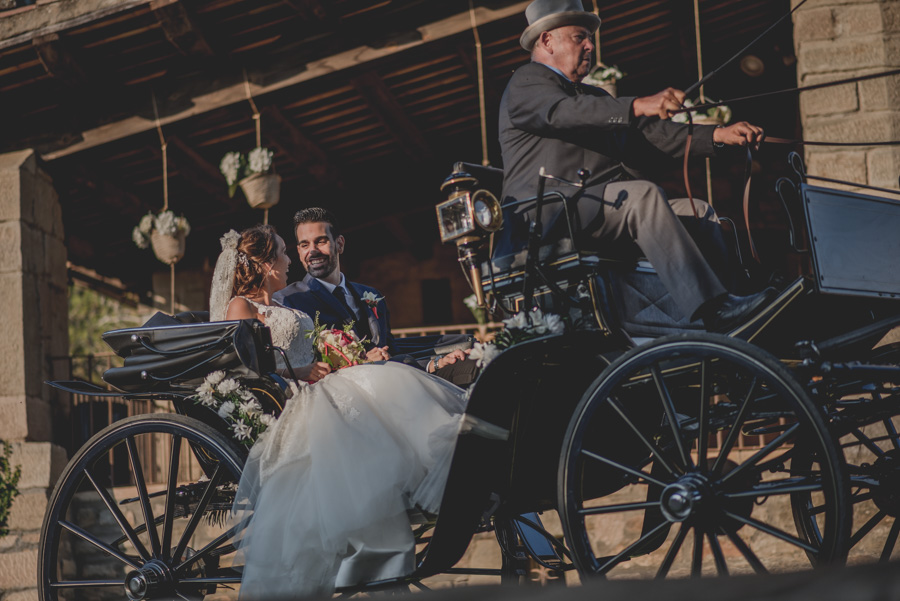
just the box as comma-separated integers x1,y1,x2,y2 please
316,273,346,294
535,61,573,83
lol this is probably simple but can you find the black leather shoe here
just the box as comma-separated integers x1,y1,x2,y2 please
703,288,777,333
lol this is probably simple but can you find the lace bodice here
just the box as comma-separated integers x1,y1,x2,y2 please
230,296,315,371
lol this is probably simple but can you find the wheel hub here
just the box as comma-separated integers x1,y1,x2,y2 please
872,449,900,517
124,560,174,601
660,474,708,523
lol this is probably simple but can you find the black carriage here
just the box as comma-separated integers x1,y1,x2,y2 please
39,153,900,599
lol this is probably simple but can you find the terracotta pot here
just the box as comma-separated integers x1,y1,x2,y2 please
150,230,186,265
239,172,282,210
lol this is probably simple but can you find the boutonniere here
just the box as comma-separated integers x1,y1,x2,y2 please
361,291,384,319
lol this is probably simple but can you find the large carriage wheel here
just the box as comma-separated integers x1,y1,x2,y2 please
39,413,246,601
792,342,900,564
558,333,849,579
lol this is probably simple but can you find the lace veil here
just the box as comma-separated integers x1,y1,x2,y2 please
209,230,242,322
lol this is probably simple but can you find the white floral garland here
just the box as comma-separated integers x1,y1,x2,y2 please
468,308,564,369
192,371,278,446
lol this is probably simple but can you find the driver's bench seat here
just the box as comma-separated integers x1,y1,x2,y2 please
452,162,705,339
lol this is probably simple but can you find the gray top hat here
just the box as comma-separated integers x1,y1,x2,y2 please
520,0,601,51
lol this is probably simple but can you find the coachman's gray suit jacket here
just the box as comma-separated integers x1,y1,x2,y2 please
496,62,727,318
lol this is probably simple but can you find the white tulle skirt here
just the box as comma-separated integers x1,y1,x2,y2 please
231,362,467,600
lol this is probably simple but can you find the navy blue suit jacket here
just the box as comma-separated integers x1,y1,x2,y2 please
273,273,395,353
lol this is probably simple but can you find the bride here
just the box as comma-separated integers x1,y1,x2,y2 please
209,225,468,600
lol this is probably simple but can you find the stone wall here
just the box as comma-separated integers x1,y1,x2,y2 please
0,149,70,601
794,0,900,189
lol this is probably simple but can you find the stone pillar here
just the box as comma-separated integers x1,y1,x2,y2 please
0,149,70,601
794,0,900,189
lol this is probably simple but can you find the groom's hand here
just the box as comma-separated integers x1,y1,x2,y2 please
366,346,391,362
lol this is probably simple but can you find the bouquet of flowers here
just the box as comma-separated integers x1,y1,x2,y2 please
672,98,732,126
305,313,369,370
469,308,565,369
192,371,277,446
131,209,191,250
219,146,275,197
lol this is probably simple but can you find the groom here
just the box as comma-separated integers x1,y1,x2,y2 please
274,207,477,387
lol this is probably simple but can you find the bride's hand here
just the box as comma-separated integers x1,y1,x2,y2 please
299,361,332,383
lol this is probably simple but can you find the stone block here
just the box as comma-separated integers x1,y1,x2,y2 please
19,225,41,277
7,490,48,532
794,7,834,43
31,177,58,237
859,73,900,110
3,589,39,601
806,150,868,189
866,147,900,189
803,110,900,144
10,443,67,490
0,548,39,590
43,236,66,283
0,222,23,275
0,398,28,441
798,35,890,73
834,4,885,37
24,397,52,443
0,150,34,224
799,74,859,116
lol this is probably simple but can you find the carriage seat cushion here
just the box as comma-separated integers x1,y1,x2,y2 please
609,261,705,337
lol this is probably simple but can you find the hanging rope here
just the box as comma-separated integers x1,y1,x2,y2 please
469,1,489,166
691,0,714,210
152,93,176,314
243,69,268,224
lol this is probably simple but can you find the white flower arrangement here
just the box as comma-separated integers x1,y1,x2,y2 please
582,63,625,86
470,308,565,369
672,98,733,125
192,371,278,446
463,294,487,325
132,209,190,249
219,146,275,197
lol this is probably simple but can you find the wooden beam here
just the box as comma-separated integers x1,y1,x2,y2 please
281,0,328,21
150,0,215,58
261,105,340,187
32,33,89,87
41,1,532,161
351,70,431,161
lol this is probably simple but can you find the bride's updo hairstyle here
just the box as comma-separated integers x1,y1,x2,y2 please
232,224,279,297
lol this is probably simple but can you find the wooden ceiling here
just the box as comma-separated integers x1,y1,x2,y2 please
0,0,798,295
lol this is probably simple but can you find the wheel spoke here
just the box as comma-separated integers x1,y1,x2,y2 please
712,376,759,475
580,500,660,516
83,467,151,561
723,476,821,498
723,510,818,554
655,523,688,579
125,436,162,557
691,528,703,577
608,396,678,478
697,359,710,470
722,528,768,574
850,428,887,457
880,519,899,563
650,364,691,470
174,524,239,573
596,520,670,575
719,423,800,485
850,509,886,549
161,435,182,561
581,449,668,488
50,580,123,588
172,465,224,563
707,532,729,576
59,520,141,569
884,418,900,452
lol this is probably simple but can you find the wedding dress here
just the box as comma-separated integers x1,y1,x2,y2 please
230,297,468,600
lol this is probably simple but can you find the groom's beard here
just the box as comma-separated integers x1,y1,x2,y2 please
304,251,338,279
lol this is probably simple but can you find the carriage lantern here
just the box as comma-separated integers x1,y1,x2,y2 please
437,168,502,307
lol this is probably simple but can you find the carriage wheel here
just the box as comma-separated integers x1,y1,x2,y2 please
39,414,246,601
558,333,849,579
792,343,900,564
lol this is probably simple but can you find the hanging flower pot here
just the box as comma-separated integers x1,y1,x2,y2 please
672,99,733,128
582,63,624,98
597,82,617,98
133,209,191,265
150,229,186,265
238,172,282,210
